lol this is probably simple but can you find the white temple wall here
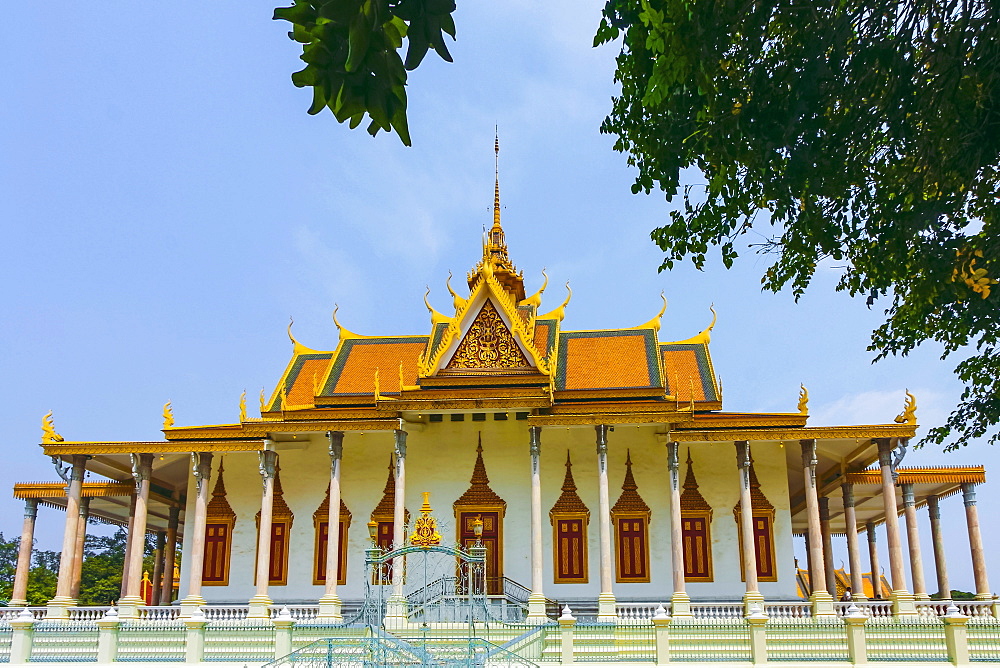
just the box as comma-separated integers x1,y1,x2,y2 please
176,423,798,605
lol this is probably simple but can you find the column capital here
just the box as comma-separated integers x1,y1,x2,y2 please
327,431,344,460
130,453,154,492
800,439,818,484
168,505,181,525
962,482,977,507
901,482,916,507
818,495,830,520
529,426,541,458
393,429,408,459
866,521,877,542
23,498,38,519
258,449,277,480
666,441,680,490
927,494,941,520
78,497,91,517
595,424,609,455
842,482,856,508
875,437,893,466
190,452,214,494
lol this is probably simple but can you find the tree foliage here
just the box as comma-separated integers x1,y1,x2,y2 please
273,0,457,145
595,0,1000,450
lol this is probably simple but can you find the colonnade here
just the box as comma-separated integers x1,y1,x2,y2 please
23,431,993,621
803,442,991,612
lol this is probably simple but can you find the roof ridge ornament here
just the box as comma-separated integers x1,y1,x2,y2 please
894,390,918,425
798,384,809,415
669,305,717,345
634,292,667,332
41,410,64,444
446,272,467,311
538,282,572,321
520,269,548,309
162,401,174,430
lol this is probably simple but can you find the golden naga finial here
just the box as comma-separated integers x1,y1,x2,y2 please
635,292,668,332
41,410,64,444
689,377,695,412
279,379,288,412
398,361,406,392
259,387,267,413
162,401,175,430
409,491,442,548
539,282,572,321
797,384,809,414
423,286,450,324
894,390,918,425
445,272,467,311
671,304,718,345
374,367,382,400
521,269,548,308
239,390,247,422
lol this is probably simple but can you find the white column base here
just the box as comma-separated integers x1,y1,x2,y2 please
670,591,692,617
915,592,931,601
45,596,77,619
891,589,918,616
383,595,408,630
247,594,273,619
525,593,549,624
7,599,27,608
178,595,207,618
742,590,766,616
316,594,343,623
596,592,617,623
810,590,837,617
116,595,145,620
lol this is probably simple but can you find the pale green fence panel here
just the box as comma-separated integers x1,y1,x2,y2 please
204,620,276,663
867,618,947,663
668,620,751,663
290,624,368,652
572,623,655,662
29,621,99,662
0,621,11,663
117,620,185,662
968,617,1000,662
767,618,849,662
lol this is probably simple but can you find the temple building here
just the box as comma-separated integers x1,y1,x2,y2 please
11,149,993,626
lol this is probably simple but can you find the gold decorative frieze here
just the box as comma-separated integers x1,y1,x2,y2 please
670,424,916,442
42,440,269,456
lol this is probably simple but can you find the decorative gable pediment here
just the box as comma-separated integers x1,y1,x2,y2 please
445,299,531,371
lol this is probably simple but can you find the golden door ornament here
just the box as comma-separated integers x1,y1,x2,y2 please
447,300,530,370
409,492,442,548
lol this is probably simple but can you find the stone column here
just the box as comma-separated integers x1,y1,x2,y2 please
150,530,166,606
180,452,213,616
800,439,834,615
867,521,884,599
48,454,87,618
736,441,762,610
526,426,548,622
318,431,345,621
667,441,691,616
390,430,407,603
900,483,928,599
248,448,278,618
962,483,991,599
120,492,137,601
842,483,867,601
120,453,154,617
9,498,38,607
70,498,90,600
819,496,837,598
595,424,616,621
875,438,915,615
160,506,180,605
926,496,950,599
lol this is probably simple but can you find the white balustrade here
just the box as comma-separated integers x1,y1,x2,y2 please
766,602,811,618
66,606,111,621
690,603,744,619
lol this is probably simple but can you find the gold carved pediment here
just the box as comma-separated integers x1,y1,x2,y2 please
445,300,532,371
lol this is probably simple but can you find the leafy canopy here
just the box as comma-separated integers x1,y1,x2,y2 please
273,0,458,145
595,0,1000,450
271,0,1000,450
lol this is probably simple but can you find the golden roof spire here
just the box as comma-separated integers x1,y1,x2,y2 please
493,131,501,230
486,131,507,260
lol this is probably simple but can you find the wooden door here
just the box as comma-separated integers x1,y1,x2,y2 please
459,511,502,594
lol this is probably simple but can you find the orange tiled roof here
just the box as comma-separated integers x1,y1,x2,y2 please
557,330,661,391
661,343,718,402
324,337,427,395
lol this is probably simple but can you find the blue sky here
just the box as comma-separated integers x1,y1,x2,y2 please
1,2,995,595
